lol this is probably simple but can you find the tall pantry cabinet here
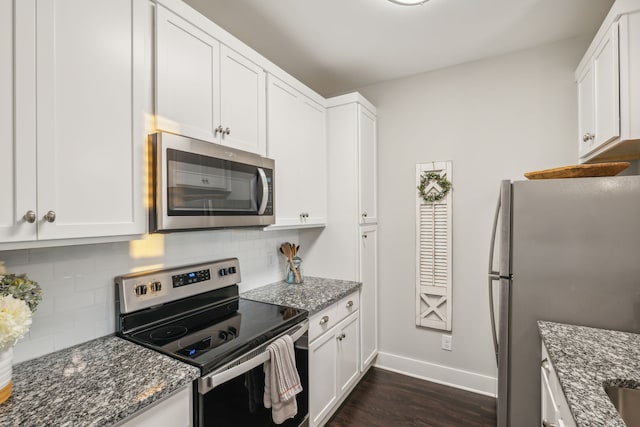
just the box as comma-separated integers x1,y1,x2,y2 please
302,93,378,371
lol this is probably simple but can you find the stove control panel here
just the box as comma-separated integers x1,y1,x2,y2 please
115,258,241,314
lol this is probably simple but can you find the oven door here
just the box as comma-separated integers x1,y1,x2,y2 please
195,320,309,427
152,132,274,231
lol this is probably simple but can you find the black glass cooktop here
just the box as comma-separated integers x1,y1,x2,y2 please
126,298,307,375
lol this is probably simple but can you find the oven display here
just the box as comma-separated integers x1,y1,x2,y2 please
172,269,211,287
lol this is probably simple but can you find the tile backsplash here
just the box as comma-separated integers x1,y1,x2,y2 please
2,229,299,364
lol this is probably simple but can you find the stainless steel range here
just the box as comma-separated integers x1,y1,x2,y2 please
115,259,309,427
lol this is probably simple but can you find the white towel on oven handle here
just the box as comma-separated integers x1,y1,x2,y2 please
263,334,303,424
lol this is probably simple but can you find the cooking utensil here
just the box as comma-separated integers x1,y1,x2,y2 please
281,242,302,283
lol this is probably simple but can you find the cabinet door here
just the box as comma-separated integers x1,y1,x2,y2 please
593,22,620,149
219,46,266,155
577,64,595,158
359,106,377,224
309,330,338,427
337,313,360,396
119,385,192,427
267,76,327,227
156,5,221,142
35,0,146,240
0,0,37,243
360,226,378,370
299,97,327,224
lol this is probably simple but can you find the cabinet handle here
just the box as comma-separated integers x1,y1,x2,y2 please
362,234,368,239
23,210,36,224
319,316,329,325
542,419,556,427
214,125,224,136
582,133,594,142
43,211,56,223
224,127,231,136
300,212,309,219
337,333,346,341
541,358,550,374
346,301,354,308
362,212,368,218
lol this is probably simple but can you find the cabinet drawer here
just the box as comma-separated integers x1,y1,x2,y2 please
309,304,338,342
335,291,359,321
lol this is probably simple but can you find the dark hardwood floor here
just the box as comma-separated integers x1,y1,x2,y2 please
325,367,496,427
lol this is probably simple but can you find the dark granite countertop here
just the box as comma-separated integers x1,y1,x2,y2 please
538,321,640,427
241,277,361,315
0,335,200,427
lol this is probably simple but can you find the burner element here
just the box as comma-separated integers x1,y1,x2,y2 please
149,325,188,344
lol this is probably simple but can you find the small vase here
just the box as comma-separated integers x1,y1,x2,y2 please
0,347,12,404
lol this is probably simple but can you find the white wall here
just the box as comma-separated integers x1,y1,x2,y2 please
2,229,297,364
358,37,589,395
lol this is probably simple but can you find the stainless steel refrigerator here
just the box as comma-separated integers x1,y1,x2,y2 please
488,175,640,427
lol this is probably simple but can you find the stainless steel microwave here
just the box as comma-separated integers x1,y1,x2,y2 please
150,132,274,232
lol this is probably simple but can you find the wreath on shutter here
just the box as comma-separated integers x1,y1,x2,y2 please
417,172,452,203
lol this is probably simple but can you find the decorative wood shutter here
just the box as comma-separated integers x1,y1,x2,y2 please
415,161,452,331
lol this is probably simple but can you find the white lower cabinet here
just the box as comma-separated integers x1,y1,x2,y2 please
309,292,360,427
117,384,192,427
541,344,576,427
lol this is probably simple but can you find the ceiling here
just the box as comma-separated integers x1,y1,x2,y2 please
184,0,614,97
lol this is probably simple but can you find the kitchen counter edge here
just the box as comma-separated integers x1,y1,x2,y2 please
241,277,362,315
538,320,640,427
0,335,200,427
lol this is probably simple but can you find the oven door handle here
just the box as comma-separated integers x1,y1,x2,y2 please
198,319,309,394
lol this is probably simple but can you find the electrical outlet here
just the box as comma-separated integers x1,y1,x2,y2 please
441,334,452,351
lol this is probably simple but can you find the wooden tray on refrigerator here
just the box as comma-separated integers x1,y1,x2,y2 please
524,162,630,180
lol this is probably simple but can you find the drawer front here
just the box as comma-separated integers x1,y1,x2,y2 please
336,291,359,321
309,303,338,342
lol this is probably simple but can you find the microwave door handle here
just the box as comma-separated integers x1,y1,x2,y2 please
257,168,269,215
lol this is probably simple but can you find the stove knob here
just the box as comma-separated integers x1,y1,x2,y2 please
219,331,228,340
218,268,227,276
228,266,237,274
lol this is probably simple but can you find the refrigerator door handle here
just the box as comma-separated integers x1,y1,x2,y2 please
488,191,502,365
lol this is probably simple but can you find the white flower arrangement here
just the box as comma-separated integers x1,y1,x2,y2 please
0,261,42,352
0,296,32,352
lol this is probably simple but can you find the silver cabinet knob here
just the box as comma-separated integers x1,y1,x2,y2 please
541,358,550,374
43,211,56,223
319,315,329,325
224,127,231,136
337,333,346,341
582,133,594,142
346,301,354,308
362,212,368,218
362,234,368,239
23,210,36,223
214,125,224,136
542,419,556,427
300,212,309,219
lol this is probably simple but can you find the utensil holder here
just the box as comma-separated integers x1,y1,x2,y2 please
286,256,303,284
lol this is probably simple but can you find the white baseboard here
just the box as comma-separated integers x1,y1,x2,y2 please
374,351,497,397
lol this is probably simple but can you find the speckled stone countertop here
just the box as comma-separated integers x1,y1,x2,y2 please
0,335,200,427
538,321,640,427
241,277,361,315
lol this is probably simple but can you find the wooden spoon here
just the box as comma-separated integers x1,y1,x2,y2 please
281,242,301,283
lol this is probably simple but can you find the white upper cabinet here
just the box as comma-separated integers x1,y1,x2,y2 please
156,5,266,155
358,106,377,225
0,0,36,243
267,75,327,228
156,5,221,143
219,46,267,155
0,0,147,246
577,3,640,162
